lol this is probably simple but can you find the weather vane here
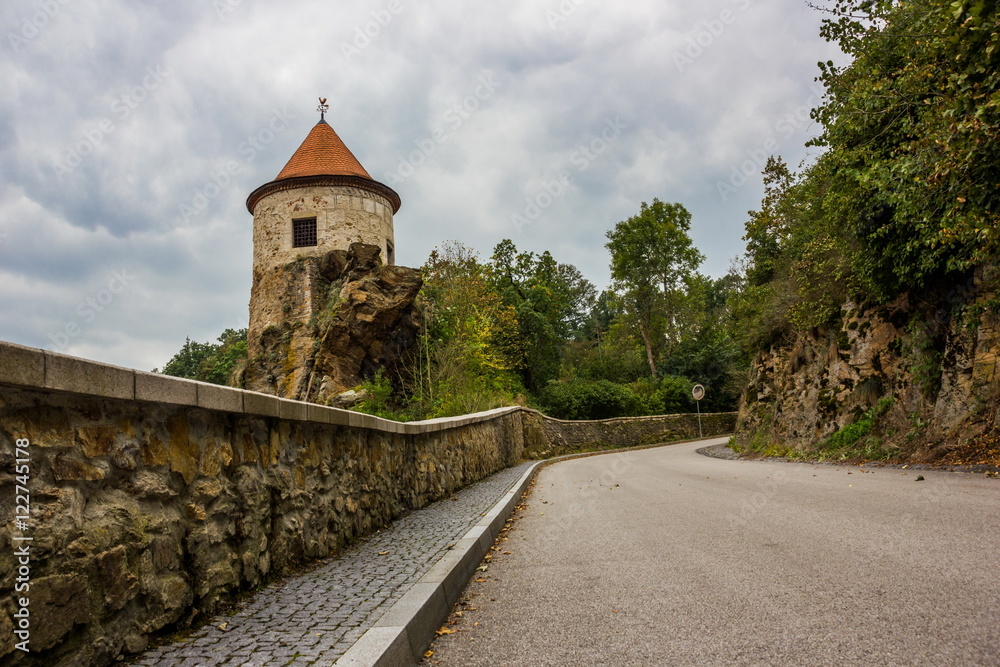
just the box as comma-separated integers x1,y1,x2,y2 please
317,97,329,121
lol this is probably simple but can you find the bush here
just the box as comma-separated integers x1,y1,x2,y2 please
630,375,695,414
538,380,639,420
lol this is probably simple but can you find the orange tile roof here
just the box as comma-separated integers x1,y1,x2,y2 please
275,120,372,180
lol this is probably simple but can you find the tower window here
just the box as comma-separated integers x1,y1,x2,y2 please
386,240,395,265
292,217,317,248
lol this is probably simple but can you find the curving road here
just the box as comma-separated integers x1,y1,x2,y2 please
423,438,1000,666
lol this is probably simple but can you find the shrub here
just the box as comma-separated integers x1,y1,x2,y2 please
538,380,640,420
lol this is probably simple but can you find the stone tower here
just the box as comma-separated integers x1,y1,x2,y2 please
245,106,402,357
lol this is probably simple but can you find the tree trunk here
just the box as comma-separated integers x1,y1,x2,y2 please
638,321,658,378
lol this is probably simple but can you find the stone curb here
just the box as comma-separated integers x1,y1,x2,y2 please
334,461,543,667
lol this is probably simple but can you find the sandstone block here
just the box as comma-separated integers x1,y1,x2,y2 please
98,545,139,611
75,425,116,458
28,574,90,651
53,455,106,481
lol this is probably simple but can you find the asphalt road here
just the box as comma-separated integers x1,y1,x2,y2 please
423,437,1000,666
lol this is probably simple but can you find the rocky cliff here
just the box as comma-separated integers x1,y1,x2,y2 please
241,243,422,405
736,268,1000,466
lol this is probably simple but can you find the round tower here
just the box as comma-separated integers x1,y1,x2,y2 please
246,103,401,355
246,110,401,271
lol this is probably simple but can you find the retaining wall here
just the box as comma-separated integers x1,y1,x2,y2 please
0,341,734,665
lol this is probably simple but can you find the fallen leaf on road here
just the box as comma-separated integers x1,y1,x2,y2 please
477,564,488,571
425,650,434,658
378,551,389,556
435,627,455,636
475,578,486,582
503,551,512,555
217,622,228,631
915,475,925,481
612,609,618,613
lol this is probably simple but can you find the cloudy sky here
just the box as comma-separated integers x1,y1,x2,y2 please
1,0,844,371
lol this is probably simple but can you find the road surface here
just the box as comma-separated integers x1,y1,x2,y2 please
424,438,1000,666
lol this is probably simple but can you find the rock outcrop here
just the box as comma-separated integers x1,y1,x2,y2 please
736,267,1000,464
242,243,422,403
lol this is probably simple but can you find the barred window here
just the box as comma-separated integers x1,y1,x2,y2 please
292,217,317,248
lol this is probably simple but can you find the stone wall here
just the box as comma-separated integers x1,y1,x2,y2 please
0,341,735,666
522,411,737,459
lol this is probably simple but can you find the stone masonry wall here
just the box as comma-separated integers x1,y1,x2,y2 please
522,411,737,459
0,341,735,666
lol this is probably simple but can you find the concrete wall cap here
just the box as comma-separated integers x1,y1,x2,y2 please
135,371,198,407
243,390,281,418
0,340,45,388
44,350,135,400
278,398,310,421
194,381,244,413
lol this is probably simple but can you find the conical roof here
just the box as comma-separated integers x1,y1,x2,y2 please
246,115,400,214
274,120,373,180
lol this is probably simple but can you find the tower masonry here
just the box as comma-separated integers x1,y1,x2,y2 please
246,104,401,358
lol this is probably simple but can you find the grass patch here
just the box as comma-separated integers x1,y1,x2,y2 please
812,397,897,461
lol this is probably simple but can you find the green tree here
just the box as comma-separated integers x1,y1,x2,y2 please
605,199,704,376
811,0,1000,294
416,242,524,416
159,337,215,379
489,240,596,391
158,328,248,385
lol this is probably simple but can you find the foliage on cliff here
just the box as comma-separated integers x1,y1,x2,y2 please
734,0,1000,350
731,0,1000,463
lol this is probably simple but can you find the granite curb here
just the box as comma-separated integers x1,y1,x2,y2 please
334,461,543,667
